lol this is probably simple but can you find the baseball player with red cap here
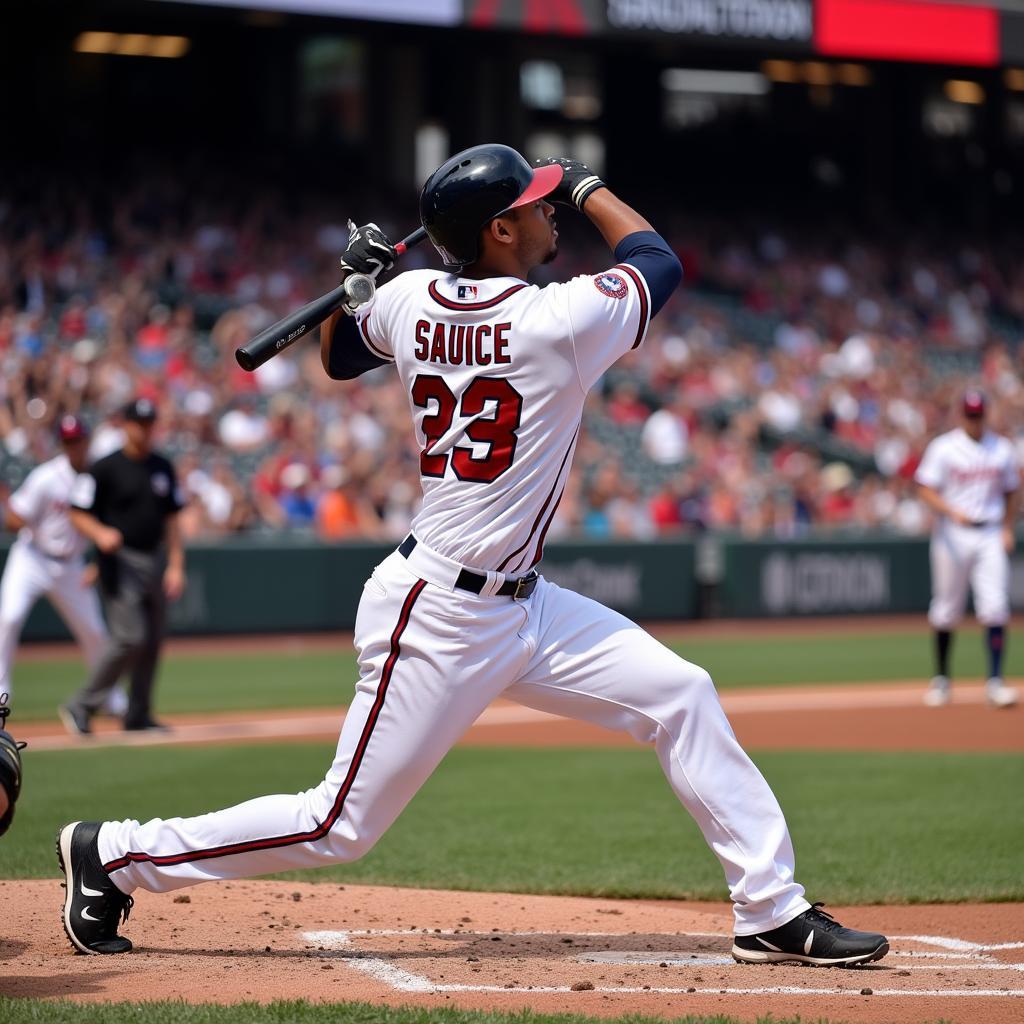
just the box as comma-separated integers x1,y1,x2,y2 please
915,389,1020,708
0,417,126,716
57,144,889,968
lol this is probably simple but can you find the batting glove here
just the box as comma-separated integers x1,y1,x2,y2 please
533,157,606,211
340,221,398,279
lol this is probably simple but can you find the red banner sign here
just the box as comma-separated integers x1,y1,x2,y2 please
815,0,999,66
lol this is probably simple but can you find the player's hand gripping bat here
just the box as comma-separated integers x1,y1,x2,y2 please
235,225,427,372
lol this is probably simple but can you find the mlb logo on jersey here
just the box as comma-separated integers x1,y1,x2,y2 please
594,272,628,299
457,285,479,300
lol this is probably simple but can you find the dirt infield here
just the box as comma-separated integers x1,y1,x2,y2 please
2,880,1020,1024
8,628,1022,1021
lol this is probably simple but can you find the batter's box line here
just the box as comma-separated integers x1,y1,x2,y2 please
892,934,1024,952
302,929,1024,995
343,959,1024,998
304,928,1024,958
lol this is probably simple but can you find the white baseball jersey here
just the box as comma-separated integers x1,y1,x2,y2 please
915,429,1020,525
355,265,651,572
96,242,813,942
7,454,88,560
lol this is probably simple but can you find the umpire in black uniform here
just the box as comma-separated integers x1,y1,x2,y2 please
61,399,186,734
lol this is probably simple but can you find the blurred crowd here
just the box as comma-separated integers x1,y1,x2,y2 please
2,164,1023,544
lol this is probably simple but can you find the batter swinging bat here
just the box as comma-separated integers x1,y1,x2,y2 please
235,226,428,372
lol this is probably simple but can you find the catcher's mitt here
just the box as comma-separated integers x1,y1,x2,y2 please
0,694,26,837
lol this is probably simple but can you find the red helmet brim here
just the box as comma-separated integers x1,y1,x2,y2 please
507,162,564,210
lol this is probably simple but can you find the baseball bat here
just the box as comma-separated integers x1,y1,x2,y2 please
234,226,429,372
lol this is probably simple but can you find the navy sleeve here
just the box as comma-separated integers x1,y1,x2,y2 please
326,315,390,380
613,230,682,318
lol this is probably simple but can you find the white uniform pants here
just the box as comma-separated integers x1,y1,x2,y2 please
0,540,108,697
99,547,809,934
928,522,1009,630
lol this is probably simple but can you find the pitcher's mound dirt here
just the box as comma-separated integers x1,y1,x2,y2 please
2,880,1020,1024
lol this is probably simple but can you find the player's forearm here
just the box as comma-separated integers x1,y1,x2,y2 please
320,308,345,377
69,509,109,545
917,485,960,521
3,507,26,532
164,515,185,570
1004,489,1019,529
583,189,656,251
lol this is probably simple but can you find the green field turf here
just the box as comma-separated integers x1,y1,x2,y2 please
0,1000,959,1024
6,743,1022,903
8,624,1018,722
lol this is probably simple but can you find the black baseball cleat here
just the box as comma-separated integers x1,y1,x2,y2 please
732,903,888,967
57,821,134,954
58,703,92,737
123,717,171,733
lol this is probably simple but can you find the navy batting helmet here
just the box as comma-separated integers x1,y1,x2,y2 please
419,144,563,268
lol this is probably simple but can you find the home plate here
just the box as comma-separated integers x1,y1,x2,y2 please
576,950,736,967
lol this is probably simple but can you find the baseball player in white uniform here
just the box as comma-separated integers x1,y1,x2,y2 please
916,389,1020,708
58,144,888,967
0,416,126,716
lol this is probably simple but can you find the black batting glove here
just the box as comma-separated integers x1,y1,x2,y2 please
0,696,25,837
533,157,606,211
339,221,397,279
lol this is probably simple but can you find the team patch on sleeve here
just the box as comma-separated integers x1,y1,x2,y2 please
593,271,628,300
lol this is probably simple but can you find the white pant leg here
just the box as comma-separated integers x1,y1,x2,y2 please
928,526,972,631
0,542,50,697
971,528,1010,627
98,552,531,894
46,562,108,669
505,577,809,935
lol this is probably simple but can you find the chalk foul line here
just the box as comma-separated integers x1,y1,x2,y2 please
302,928,1024,998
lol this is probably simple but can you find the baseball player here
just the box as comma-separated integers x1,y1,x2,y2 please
0,416,126,717
916,389,1020,708
57,144,888,968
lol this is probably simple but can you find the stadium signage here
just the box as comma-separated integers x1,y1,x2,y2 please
760,551,890,615
541,558,642,609
607,0,812,42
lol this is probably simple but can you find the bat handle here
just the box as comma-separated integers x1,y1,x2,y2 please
395,226,428,257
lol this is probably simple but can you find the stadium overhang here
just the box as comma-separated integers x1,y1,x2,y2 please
150,0,1024,67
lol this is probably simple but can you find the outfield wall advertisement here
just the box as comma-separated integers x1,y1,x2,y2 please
4,536,1022,639
2,539,695,640
721,541,915,617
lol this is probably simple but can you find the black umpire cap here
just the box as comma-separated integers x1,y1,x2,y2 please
123,398,158,423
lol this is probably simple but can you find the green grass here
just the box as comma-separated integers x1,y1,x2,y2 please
6,743,1022,903
678,627,1017,687
9,625,1018,722
2,1000,952,1024
8,651,350,721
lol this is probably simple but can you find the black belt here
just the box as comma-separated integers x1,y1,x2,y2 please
966,520,997,529
398,535,538,600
